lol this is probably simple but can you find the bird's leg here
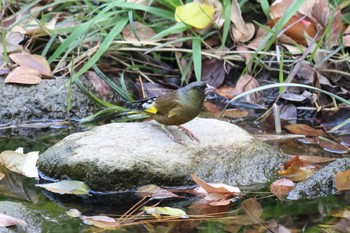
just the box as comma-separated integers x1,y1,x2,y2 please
177,125,200,142
161,125,184,145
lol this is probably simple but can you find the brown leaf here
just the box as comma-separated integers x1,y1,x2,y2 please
284,124,325,136
0,32,24,53
270,0,294,19
222,109,249,119
269,14,316,45
122,22,158,46
335,170,350,191
241,198,264,224
233,74,260,103
192,174,240,194
201,59,230,87
214,86,235,99
9,53,52,77
230,0,255,42
296,155,336,164
311,0,342,47
270,178,295,200
86,71,110,99
5,66,42,84
0,214,27,227
247,27,268,50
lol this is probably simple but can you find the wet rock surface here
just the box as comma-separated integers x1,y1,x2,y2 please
0,78,99,125
287,158,350,200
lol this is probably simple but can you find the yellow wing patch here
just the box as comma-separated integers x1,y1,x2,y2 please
168,107,181,118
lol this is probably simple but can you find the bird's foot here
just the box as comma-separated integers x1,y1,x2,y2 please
178,125,200,142
161,125,185,145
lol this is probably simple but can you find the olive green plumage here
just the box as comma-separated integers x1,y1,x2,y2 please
142,81,208,125
135,81,213,144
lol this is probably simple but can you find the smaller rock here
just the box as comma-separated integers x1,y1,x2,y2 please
287,158,350,200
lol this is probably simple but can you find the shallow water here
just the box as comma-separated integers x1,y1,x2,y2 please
0,126,350,232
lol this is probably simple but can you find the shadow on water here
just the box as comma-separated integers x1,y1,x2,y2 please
1,121,350,232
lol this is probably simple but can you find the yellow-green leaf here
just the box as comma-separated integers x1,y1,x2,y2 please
143,206,189,219
175,3,215,29
36,180,90,195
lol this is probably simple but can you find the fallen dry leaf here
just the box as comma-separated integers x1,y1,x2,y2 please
230,0,254,42
5,66,42,84
335,170,350,192
0,148,39,178
241,198,264,224
279,156,318,182
269,14,316,45
201,59,230,87
294,155,336,164
192,174,240,194
9,53,52,77
311,0,342,47
270,178,295,200
284,124,325,137
81,215,119,229
233,74,260,103
86,71,110,99
0,214,27,227
122,22,158,45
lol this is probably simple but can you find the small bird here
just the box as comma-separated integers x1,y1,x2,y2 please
134,81,214,144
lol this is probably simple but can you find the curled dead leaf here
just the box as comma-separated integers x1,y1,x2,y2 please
9,53,52,77
231,0,255,42
5,66,42,85
270,178,295,200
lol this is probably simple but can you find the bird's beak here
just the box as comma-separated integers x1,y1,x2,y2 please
205,84,216,95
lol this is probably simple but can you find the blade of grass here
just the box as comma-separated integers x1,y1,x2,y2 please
221,0,232,47
93,65,135,102
68,17,128,84
1,22,8,64
259,0,270,20
192,37,202,81
75,77,122,109
152,22,188,39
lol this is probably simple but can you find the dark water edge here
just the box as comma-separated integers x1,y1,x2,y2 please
1,126,350,232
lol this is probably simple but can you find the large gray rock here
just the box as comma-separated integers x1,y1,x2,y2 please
37,118,288,191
